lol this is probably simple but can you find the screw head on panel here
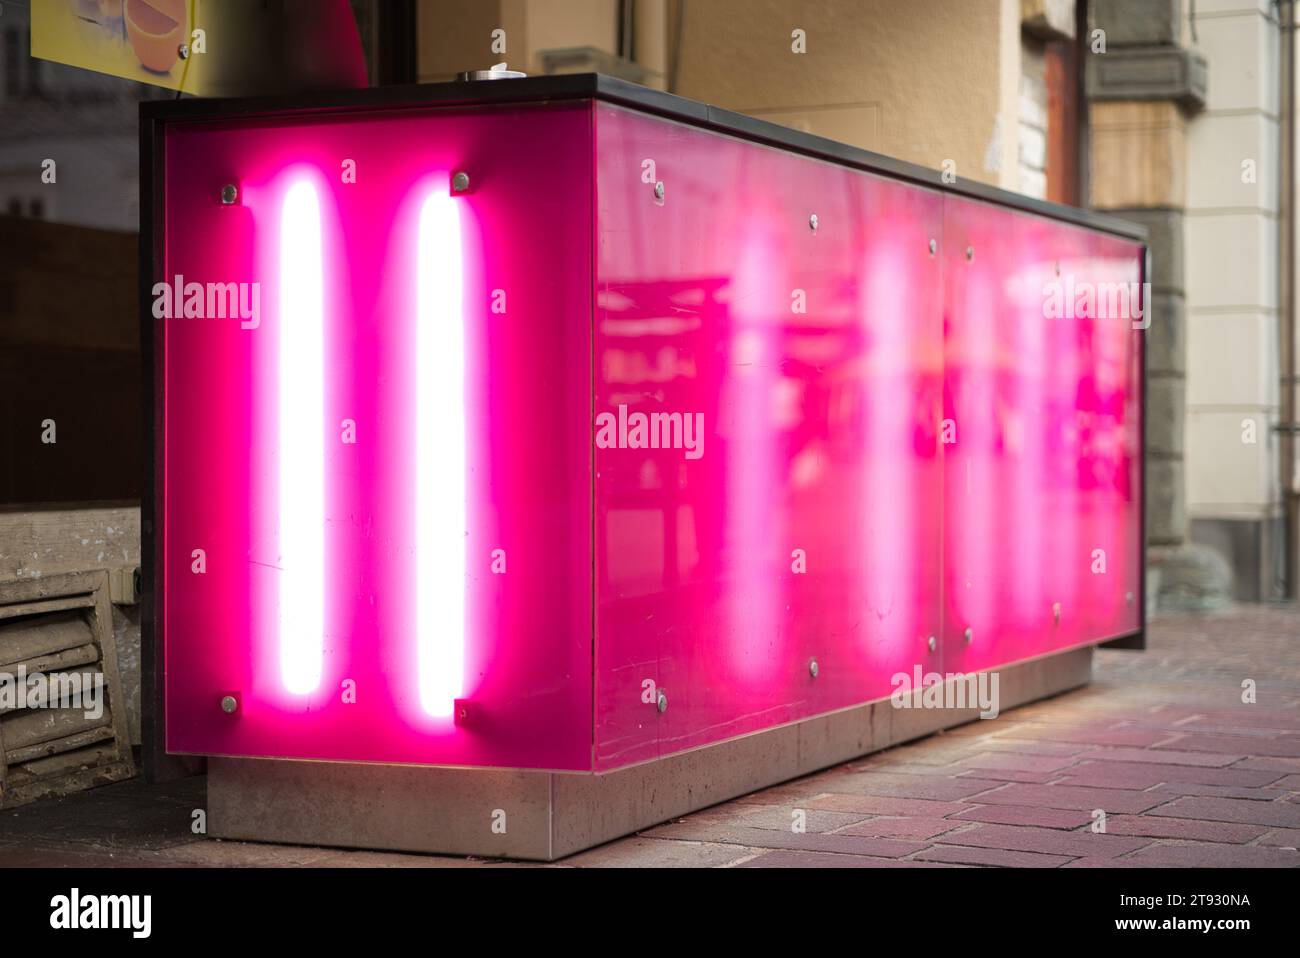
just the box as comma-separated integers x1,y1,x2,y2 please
220,695,238,714
178,44,190,60
929,238,937,256
1126,591,1135,605
451,171,470,193
653,180,665,201
965,246,974,261
220,184,238,205
1053,602,1062,624
963,627,973,644
809,213,819,231
927,635,937,652
656,690,668,713
809,658,820,678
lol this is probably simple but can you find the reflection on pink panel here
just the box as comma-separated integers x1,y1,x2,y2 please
592,105,1140,769
593,106,947,767
941,197,1142,674
162,105,594,768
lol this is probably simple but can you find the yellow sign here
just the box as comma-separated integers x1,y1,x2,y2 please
30,0,274,96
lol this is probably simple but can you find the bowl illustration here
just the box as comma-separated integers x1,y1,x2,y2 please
124,0,187,74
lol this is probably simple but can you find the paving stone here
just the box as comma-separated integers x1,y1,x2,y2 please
827,771,1008,802
738,849,948,868
1173,707,1300,733
956,767,1065,784
977,740,1091,757
992,723,1174,748
931,823,1150,859
1158,733,1300,758
308,849,497,868
1100,815,1267,844
1147,796,1300,829
951,805,1095,829
731,781,845,806
845,760,966,777
1235,756,1300,774
1257,828,1300,848
1076,746,1242,767
737,807,871,833
637,820,928,858
833,816,966,840
0,776,204,851
957,751,1082,773
1055,759,1286,790
153,839,344,867
912,844,1073,868
0,842,188,868
1118,841,1300,868
967,782,1171,814
561,838,758,868
1149,781,1287,801
805,793,976,818
1060,856,1145,868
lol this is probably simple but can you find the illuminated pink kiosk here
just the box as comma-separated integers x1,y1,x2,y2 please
142,75,1146,859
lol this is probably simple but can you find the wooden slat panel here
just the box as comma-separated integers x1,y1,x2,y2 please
9,643,98,678
0,594,96,621
0,612,94,670
0,699,113,748
0,569,136,808
5,725,116,765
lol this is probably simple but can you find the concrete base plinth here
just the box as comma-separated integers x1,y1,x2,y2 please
207,646,1094,860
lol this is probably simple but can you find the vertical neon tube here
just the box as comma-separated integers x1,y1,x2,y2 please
417,189,465,717
279,181,325,695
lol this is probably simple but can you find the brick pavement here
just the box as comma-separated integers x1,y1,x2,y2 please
1,604,1297,867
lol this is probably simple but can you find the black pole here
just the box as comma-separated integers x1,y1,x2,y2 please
375,0,418,86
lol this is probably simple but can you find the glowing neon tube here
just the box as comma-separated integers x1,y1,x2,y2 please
279,181,325,695
416,188,466,717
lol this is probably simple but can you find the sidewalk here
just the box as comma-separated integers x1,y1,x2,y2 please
2,604,1298,867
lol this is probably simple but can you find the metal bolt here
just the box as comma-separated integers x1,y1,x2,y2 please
809,658,820,678
1126,591,1135,605
178,44,190,60
653,180,665,201
220,695,238,714
929,238,937,256
965,246,974,261
809,213,819,231
963,627,973,644
656,690,668,713
220,184,238,205
927,635,937,652
1052,602,1062,624
451,171,470,193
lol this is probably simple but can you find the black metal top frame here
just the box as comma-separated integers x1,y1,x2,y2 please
140,72,1146,243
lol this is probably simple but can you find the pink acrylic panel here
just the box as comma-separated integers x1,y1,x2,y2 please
159,94,1142,775
941,197,1143,674
160,103,595,769
593,104,1142,769
593,105,946,768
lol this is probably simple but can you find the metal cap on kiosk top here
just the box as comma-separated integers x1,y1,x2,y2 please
458,63,527,81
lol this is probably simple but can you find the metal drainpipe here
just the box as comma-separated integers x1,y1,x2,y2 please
1280,0,1299,598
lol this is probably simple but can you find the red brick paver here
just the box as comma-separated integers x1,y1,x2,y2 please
625,604,1300,868
1,604,1298,867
